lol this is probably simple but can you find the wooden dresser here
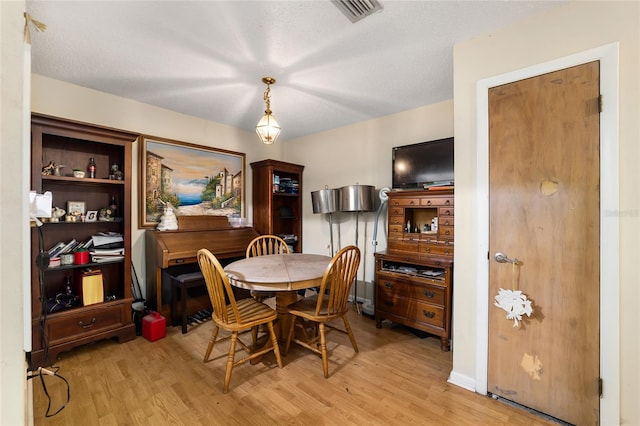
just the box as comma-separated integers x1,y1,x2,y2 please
374,189,454,351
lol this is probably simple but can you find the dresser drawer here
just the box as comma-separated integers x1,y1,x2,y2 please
376,291,445,329
421,197,453,207
389,225,405,236
420,242,454,257
389,216,405,226
389,198,421,208
388,239,419,253
389,207,404,217
378,278,445,305
439,226,454,239
439,216,454,227
45,304,127,345
439,206,454,217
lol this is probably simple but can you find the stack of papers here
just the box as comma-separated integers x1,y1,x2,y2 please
92,232,124,249
90,233,124,263
90,247,124,263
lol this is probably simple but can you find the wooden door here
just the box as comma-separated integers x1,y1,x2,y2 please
488,61,600,425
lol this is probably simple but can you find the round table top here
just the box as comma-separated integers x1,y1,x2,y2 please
224,253,331,292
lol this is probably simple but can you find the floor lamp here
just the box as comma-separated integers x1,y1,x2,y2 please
339,184,375,313
311,186,340,255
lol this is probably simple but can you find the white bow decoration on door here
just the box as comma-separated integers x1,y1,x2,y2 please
493,253,533,327
494,288,533,327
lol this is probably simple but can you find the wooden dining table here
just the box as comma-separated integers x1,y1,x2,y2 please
224,253,331,338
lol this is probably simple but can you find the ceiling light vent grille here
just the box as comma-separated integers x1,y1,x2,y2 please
331,0,383,23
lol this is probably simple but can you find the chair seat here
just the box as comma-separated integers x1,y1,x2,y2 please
286,295,345,320
216,298,278,331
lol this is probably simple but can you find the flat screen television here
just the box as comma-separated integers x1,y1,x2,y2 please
392,137,454,189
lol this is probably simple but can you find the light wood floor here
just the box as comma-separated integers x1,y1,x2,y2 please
33,309,555,425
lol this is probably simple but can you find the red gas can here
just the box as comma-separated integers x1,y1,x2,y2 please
142,311,166,342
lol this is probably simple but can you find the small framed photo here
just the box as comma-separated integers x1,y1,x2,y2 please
67,201,86,216
85,210,98,222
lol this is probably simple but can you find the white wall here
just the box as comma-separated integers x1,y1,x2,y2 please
452,2,639,424
1,2,28,425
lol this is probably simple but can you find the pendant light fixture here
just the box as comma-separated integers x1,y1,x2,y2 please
256,77,281,144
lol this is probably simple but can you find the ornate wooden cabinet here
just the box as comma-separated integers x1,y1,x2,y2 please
29,115,137,367
375,189,454,351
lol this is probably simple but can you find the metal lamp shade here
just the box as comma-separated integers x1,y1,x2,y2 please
311,188,339,214
339,185,375,212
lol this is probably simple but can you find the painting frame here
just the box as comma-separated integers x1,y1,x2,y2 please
138,135,246,228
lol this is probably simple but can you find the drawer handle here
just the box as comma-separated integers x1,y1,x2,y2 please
423,310,436,319
393,201,400,206
409,201,415,206
444,220,450,226
79,318,97,328
445,200,451,205
384,282,394,289
384,300,394,307
425,247,431,253
424,290,435,298
445,249,450,255
445,230,450,235
444,210,451,215
426,200,432,206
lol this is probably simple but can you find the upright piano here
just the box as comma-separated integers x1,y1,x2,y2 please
145,216,259,319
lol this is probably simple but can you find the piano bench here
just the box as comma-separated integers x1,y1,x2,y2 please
170,271,206,334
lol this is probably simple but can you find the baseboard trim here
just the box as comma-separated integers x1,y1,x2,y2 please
447,370,476,392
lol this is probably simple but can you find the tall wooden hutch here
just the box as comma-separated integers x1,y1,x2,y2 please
250,159,304,252
29,115,137,367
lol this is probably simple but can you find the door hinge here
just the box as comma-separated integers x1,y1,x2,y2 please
599,377,603,397
598,94,603,113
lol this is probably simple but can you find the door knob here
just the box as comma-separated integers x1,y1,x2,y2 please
494,252,519,264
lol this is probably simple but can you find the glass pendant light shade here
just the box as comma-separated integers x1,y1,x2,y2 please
256,76,281,144
256,112,281,144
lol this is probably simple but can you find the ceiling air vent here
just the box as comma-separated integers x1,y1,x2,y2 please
331,0,383,23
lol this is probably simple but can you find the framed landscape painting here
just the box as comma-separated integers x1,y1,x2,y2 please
139,135,245,228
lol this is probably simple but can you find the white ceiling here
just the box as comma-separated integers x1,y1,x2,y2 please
26,0,562,141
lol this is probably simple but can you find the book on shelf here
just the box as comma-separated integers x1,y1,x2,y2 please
47,242,66,257
60,239,84,255
55,239,77,256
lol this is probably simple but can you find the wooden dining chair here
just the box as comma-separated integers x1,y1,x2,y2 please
245,234,290,300
283,245,361,378
245,234,291,341
245,234,291,258
197,248,283,393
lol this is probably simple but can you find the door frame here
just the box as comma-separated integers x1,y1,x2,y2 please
475,42,619,423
